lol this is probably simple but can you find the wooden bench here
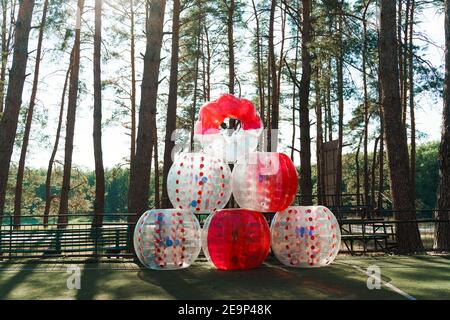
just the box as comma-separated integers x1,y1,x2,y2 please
339,219,397,254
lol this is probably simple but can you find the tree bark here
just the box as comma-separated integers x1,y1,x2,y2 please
227,0,235,96
0,0,35,219
335,2,344,208
128,0,166,222
379,0,423,253
92,0,105,227
161,0,180,209
57,0,85,227
190,27,201,152
355,134,363,207
251,0,265,127
130,0,137,165
362,1,370,208
268,0,279,151
370,136,380,212
0,0,15,114
204,24,211,101
291,31,299,162
43,57,72,227
377,80,385,211
315,68,324,204
435,0,450,252
408,0,416,203
154,129,160,207
12,0,49,229
299,0,312,205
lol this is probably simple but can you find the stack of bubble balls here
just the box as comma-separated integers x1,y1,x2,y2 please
133,94,341,271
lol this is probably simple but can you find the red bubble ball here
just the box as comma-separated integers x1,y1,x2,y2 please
202,209,271,270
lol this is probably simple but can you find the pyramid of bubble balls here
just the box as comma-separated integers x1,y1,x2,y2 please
133,94,341,270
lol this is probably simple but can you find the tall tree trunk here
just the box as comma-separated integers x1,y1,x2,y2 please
299,0,312,205
0,0,15,114
379,0,423,253
326,59,333,142
204,24,211,101
355,134,363,207
402,0,411,133
370,136,380,212
161,0,180,209
408,0,416,203
92,0,105,227
335,2,344,208
251,0,265,126
0,0,35,220
291,32,299,162
154,129,160,207
398,0,405,128
0,0,8,114
315,68,324,204
190,28,201,152
362,1,370,207
435,0,450,252
130,0,137,165
377,83,385,211
43,58,72,227
128,0,166,223
276,3,286,102
227,0,235,96
13,0,49,229
268,0,278,151
57,0,85,227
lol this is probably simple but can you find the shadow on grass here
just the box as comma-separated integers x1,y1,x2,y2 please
136,258,401,300
76,258,100,300
0,260,40,299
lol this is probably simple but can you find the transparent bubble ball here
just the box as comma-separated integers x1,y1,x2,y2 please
271,206,341,268
134,209,202,270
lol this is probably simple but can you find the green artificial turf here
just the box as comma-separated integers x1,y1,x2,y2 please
0,255,448,300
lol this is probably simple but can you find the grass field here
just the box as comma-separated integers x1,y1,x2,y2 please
0,255,448,300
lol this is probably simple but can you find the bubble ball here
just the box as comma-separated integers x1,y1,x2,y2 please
167,152,232,212
194,94,263,163
231,152,298,212
202,209,271,270
134,209,202,270
270,206,341,268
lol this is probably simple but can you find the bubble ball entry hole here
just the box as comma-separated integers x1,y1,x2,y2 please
194,94,263,163
202,209,271,270
167,153,232,212
134,209,202,270
271,206,341,268
232,152,298,212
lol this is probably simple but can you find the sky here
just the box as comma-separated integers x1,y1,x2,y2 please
12,1,446,171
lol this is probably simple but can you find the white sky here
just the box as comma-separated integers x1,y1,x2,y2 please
13,2,446,170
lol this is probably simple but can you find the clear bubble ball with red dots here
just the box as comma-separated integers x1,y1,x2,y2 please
270,206,341,268
167,153,232,212
134,209,202,270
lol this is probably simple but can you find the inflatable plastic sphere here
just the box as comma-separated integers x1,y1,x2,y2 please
271,206,341,268
134,209,202,270
202,209,271,270
194,94,263,163
231,152,298,212
167,153,232,212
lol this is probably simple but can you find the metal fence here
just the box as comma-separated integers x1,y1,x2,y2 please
0,214,136,260
1,212,449,260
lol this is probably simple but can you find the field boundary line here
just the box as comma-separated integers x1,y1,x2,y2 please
350,264,417,300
